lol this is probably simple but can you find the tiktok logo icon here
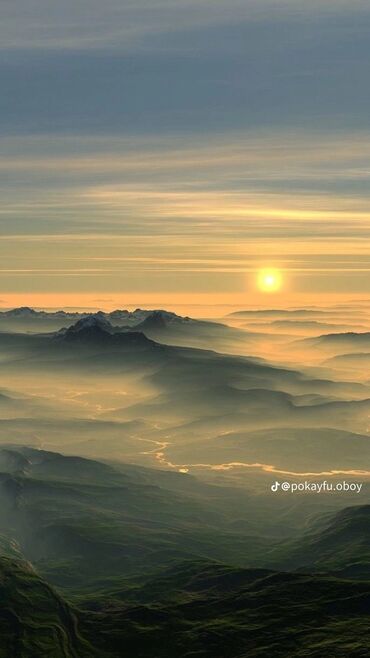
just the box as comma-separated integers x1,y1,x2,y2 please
271,481,280,492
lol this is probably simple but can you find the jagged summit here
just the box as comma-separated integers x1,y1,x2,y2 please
0,306,191,328
134,309,189,331
67,314,114,334
57,315,119,342
108,309,130,321
56,315,157,349
2,307,82,319
4,307,40,317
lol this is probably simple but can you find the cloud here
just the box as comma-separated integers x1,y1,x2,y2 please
2,1,368,51
0,130,370,297
1,1,370,299
1,2,370,137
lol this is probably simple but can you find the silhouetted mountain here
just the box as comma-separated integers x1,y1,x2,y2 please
59,315,115,337
132,310,253,352
134,309,184,331
1,313,369,469
2,307,85,322
252,320,367,333
0,306,192,327
0,307,87,334
228,309,330,318
57,316,155,349
0,307,256,354
3,307,40,317
323,352,370,371
108,309,131,322
301,331,370,352
166,426,370,473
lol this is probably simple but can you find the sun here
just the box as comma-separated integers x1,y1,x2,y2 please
257,268,282,293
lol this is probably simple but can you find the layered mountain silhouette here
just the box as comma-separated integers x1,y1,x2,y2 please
250,320,367,334
57,315,156,349
229,308,337,319
166,426,370,472
300,331,370,353
0,313,369,471
0,307,259,354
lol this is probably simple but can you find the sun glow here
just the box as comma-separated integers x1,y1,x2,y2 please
257,269,282,293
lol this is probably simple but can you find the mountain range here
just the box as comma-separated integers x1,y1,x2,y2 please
0,304,369,655
0,314,369,474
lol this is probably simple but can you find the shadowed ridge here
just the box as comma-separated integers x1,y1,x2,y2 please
132,309,185,331
55,315,156,349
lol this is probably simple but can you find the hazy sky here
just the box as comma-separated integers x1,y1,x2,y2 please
1,0,370,311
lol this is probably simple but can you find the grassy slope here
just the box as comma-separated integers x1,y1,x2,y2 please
1,554,369,658
0,448,369,656
79,561,370,658
0,556,96,658
0,448,272,592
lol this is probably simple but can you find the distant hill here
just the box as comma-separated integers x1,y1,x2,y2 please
323,352,370,371
249,320,368,334
165,426,370,473
299,331,370,355
1,315,370,465
131,309,268,353
277,505,370,579
228,309,331,318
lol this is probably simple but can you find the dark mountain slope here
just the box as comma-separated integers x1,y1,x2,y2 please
80,562,370,658
0,556,95,658
132,310,253,351
276,505,370,577
300,331,370,354
165,426,370,472
0,446,270,590
0,448,369,656
1,552,370,658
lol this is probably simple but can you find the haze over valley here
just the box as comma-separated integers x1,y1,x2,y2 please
1,304,370,476
0,302,369,656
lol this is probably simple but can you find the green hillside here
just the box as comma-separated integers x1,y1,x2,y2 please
0,556,95,658
0,447,369,657
79,561,370,658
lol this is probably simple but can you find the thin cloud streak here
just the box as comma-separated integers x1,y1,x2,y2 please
1,1,367,51
1,129,370,301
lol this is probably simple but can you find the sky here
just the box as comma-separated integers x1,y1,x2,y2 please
1,0,370,313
